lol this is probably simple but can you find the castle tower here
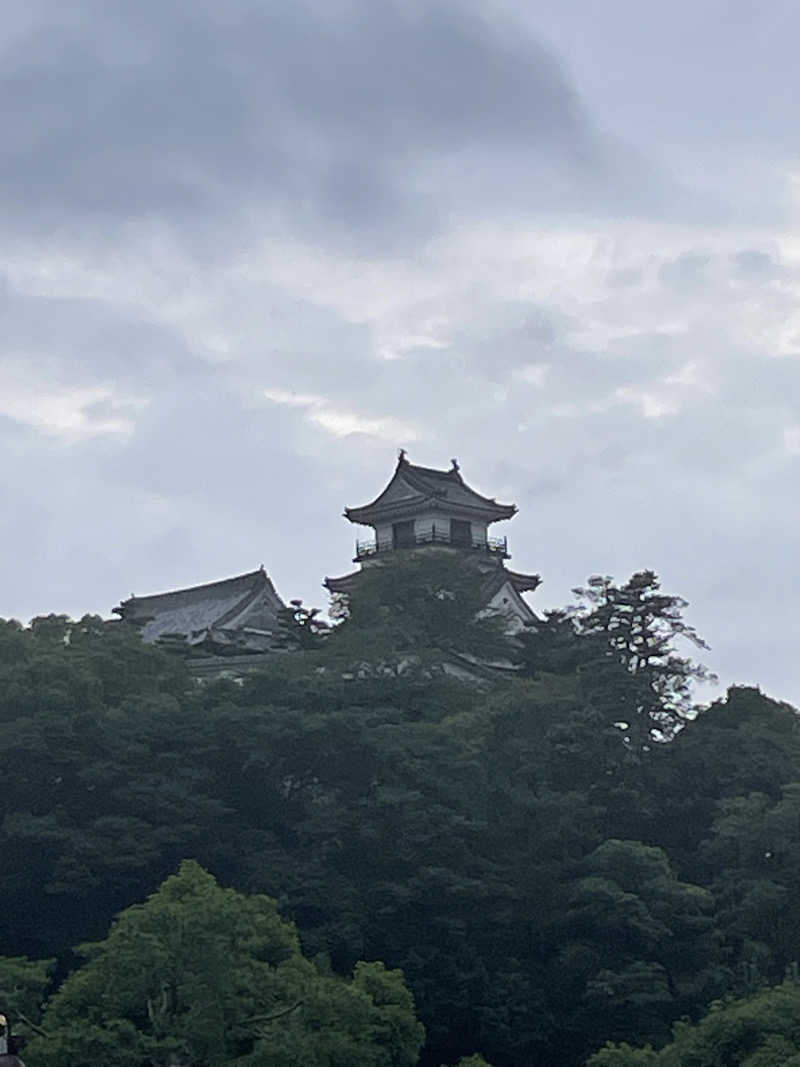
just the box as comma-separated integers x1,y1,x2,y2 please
324,452,540,629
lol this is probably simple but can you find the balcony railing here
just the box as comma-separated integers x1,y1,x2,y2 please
354,529,509,561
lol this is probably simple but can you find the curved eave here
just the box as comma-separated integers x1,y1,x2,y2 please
505,569,542,593
344,459,517,526
344,495,427,525
402,463,516,514
323,571,360,594
343,462,414,524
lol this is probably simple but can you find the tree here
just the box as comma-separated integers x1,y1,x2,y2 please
27,862,424,1067
515,609,586,679
276,600,330,652
700,782,800,987
0,615,201,956
326,552,514,669
4,581,798,1067
554,839,726,1057
588,980,800,1066
246,960,423,1067
572,572,712,743
0,954,54,1044
647,686,800,870
587,1046,657,1067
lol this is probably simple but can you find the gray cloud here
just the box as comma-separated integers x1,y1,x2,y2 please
2,0,800,708
0,0,672,252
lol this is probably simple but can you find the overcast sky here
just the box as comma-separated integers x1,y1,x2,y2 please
2,0,799,705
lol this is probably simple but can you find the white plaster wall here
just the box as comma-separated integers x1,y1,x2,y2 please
374,514,488,547
414,515,448,541
487,580,535,632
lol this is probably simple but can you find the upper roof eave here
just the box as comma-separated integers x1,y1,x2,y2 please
344,456,517,525
323,571,360,593
504,568,542,593
345,498,516,525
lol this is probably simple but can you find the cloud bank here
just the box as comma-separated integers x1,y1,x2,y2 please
2,0,800,703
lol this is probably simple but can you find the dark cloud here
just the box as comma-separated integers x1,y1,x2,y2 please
0,0,661,250
732,249,784,279
0,277,195,385
1,0,800,710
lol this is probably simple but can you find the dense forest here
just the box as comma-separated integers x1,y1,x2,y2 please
1,555,799,1065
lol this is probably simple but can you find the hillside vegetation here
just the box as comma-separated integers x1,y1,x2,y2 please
1,557,799,1066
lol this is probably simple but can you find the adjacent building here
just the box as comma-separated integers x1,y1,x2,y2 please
113,566,286,665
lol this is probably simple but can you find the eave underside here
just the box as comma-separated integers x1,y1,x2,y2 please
324,571,360,595
505,568,542,594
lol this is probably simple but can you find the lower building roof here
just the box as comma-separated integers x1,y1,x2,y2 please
114,567,285,652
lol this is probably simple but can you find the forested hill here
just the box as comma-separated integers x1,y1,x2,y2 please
1,559,799,1066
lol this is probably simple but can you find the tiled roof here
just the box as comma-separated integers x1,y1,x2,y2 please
114,568,285,652
345,456,516,524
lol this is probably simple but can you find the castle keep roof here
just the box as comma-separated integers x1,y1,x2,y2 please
345,453,516,526
114,567,285,654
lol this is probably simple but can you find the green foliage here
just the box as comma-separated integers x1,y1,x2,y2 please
554,839,725,1056
646,686,800,871
701,782,800,986
327,551,514,667
246,961,424,1067
1,567,798,1067
276,600,331,652
29,860,306,1065
0,954,54,1037
588,1043,658,1066
588,981,800,1066
27,862,423,1067
570,570,714,745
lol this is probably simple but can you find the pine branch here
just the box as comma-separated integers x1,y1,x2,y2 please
245,999,304,1026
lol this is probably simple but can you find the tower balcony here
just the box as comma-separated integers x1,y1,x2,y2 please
354,529,509,562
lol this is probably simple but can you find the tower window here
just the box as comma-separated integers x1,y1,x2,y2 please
451,519,472,547
392,521,415,548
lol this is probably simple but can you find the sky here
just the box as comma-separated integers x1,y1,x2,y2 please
2,0,799,706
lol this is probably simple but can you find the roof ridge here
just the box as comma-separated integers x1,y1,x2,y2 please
406,462,456,478
117,568,270,608
344,457,517,523
403,461,511,510
401,466,449,498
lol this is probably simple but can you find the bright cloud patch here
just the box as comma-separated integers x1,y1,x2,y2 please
0,369,142,438
263,388,418,442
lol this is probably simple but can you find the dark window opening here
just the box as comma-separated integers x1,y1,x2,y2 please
450,519,472,547
393,520,415,548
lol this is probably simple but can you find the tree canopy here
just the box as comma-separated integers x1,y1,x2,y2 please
26,861,425,1067
589,981,800,1066
0,560,795,1066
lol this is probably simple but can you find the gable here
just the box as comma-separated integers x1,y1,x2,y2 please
487,579,537,632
